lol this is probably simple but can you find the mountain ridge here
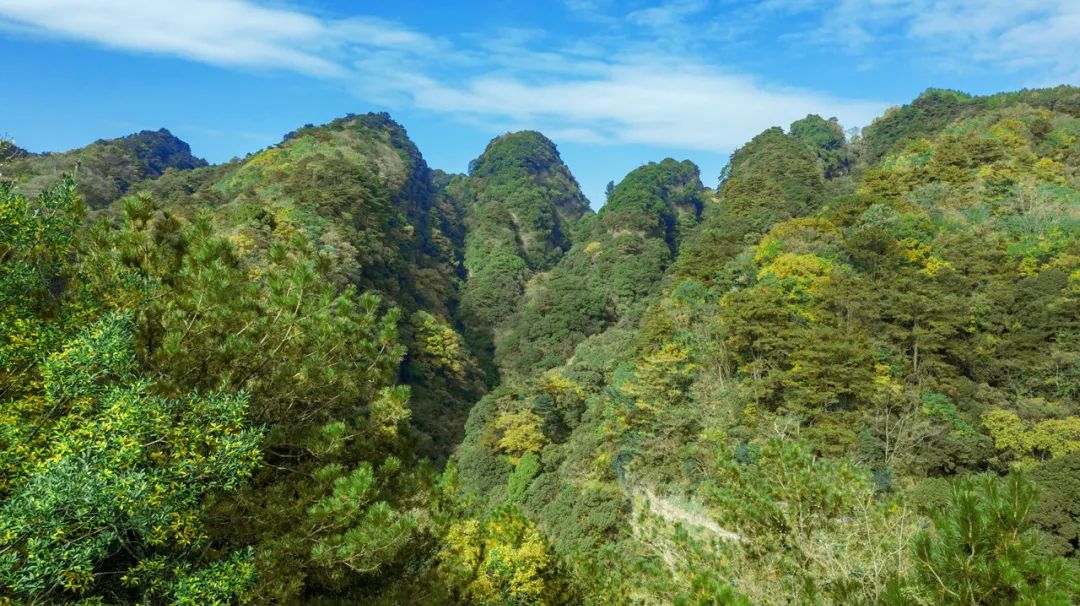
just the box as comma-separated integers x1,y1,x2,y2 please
2,84,1078,605
5,127,207,208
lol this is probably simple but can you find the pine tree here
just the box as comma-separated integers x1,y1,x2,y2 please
882,474,1078,605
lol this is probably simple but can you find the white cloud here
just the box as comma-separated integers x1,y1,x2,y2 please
0,0,440,77
798,0,1080,84
0,0,890,152
627,0,711,29
2,0,1076,152
400,60,885,151
916,0,1080,83
561,0,621,25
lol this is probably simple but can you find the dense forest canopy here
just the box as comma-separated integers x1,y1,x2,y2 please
4,128,207,209
1,87,1079,604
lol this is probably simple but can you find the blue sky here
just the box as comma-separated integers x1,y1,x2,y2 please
1,1,1078,206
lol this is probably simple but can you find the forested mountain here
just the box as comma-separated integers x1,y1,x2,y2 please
448,131,592,381
2,88,1078,605
4,128,207,208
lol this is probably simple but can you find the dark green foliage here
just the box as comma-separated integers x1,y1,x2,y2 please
598,158,704,249
497,268,614,373
403,310,487,462
121,114,483,458
461,131,589,272
82,177,456,603
860,89,976,166
677,125,825,283
882,474,1078,605
96,198,407,430
5,85,1080,605
452,131,592,381
722,126,825,222
790,114,849,177
495,159,706,378
7,128,207,208
470,131,562,179
1030,453,1080,558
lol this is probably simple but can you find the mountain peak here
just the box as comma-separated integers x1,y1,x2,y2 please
114,128,207,173
469,130,564,179
5,128,207,207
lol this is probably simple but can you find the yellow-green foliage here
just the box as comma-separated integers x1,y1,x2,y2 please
493,409,546,463
6,86,1080,605
414,310,468,378
0,182,261,604
619,342,697,422
983,409,1080,465
438,507,562,606
4,129,206,209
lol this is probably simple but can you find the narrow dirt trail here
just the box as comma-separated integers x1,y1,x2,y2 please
632,484,744,543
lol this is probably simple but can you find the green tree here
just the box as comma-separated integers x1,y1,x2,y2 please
0,181,261,604
790,114,849,177
438,506,570,605
882,474,1078,606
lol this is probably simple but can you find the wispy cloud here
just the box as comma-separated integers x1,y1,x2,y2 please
787,0,1080,84
561,0,621,25
400,60,884,150
6,0,1074,157
627,0,710,29
0,0,439,77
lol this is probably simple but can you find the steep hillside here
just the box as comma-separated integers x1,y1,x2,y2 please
119,113,485,459
676,125,826,282
496,158,705,378
454,91,1080,603
6,128,206,208
0,113,502,604
3,87,1078,606
859,86,1080,165
448,131,592,380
